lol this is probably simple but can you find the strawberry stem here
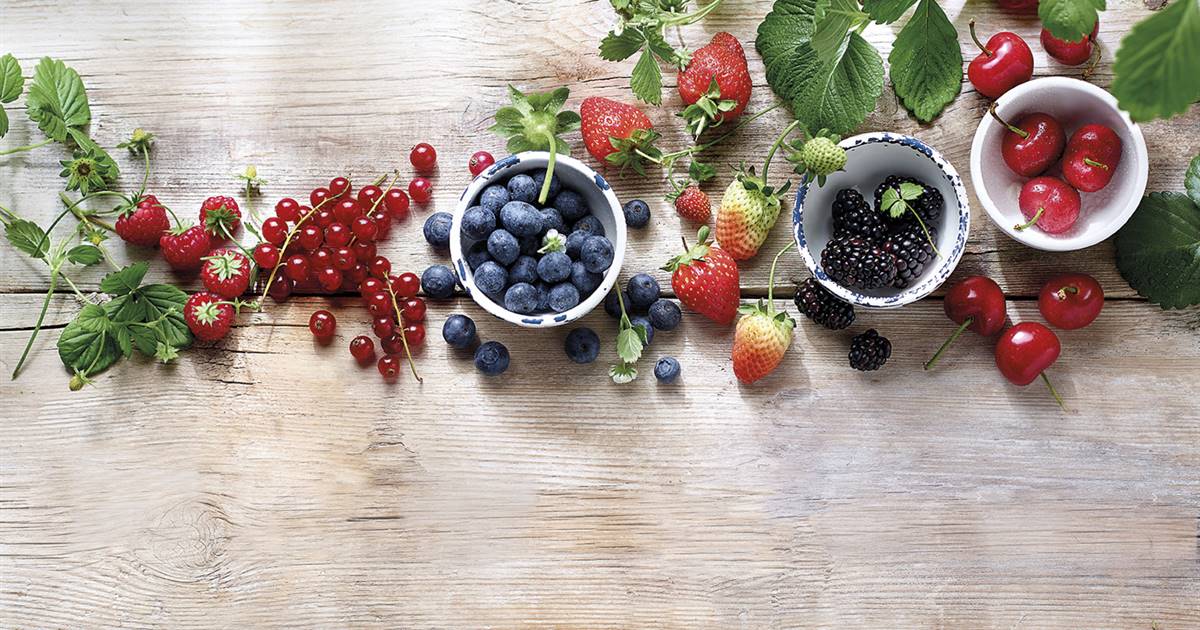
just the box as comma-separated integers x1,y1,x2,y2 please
761,120,802,184
987,103,1028,139
924,317,972,370
538,130,558,205
1014,206,1044,231
766,241,796,310
1041,371,1066,411
11,270,57,380
969,20,992,56
0,138,53,156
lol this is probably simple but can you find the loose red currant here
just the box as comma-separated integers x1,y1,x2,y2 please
284,255,311,282
314,209,335,228
333,247,356,271
410,143,438,172
297,224,324,251
310,247,335,270
377,354,401,380
372,315,396,339
310,187,331,208
351,240,376,263
359,277,386,296
316,266,343,292
468,151,495,177
262,217,288,246
408,178,432,204
401,297,426,323
268,275,294,302
383,189,410,220
352,216,378,242
253,243,280,268
275,197,302,222
309,309,337,341
329,176,351,199
350,335,376,364
345,263,368,287
392,272,421,299
402,323,426,346
369,256,392,279
325,223,352,248
357,185,384,211
366,291,392,316
381,332,406,355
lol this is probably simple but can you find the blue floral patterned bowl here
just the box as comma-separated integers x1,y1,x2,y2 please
793,132,970,309
450,151,626,327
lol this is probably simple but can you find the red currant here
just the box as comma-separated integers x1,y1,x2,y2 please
392,272,420,299
275,197,301,222
383,189,410,220
351,240,376,263
324,223,351,248
377,354,401,380
345,263,368,287
316,266,343,292
372,315,396,339
314,209,335,228
333,247,356,271
359,277,385,296
468,151,495,177
297,224,324,251
410,143,438,172
401,297,426,323
366,291,392,316
402,323,426,346
357,185,384,211
329,176,351,199
381,332,406,355
310,187,331,208
350,335,376,364
295,205,313,224
370,210,391,235
309,309,337,341
262,217,288,246
310,247,334,270
253,243,280,268
369,256,392,279
332,199,360,226
284,255,311,282
408,178,433,204
352,216,378,242
268,275,294,302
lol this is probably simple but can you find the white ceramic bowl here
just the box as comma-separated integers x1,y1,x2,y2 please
450,151,626,327
793,132,971,309
970,76,1148,251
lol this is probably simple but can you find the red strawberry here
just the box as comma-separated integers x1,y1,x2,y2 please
160,224,212,271
662,226,740,325
673,186,712,223
731,243,795,384
579,96,660,173
199,195,241,240
184,292,235,341
114,194,169,247
678,32,752,136
200,249,252,299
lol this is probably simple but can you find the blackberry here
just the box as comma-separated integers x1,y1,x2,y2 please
873,175,944,230
832,188,886,242
882,222,937,289
849,329,891,371
794,278,855,330
820,236,897,290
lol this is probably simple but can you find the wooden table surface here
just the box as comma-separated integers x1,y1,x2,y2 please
2,1,1198,627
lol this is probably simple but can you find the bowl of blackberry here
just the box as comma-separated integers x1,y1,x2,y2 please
450,151,626,327
793,132,970,308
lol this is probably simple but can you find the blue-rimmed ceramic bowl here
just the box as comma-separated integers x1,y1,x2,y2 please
450,151,626,327
793,132,970,308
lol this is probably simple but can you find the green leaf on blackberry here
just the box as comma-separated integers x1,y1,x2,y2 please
1114,191,1200,309
25,57,90,143
880,181,924,218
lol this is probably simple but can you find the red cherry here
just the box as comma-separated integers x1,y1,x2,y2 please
284,255,311,282
468,151,495,177
352,216,379,242
351,240,376,263
297,224,323,251
1039,273,1104,329
359,277,385,296
1061,124,1121,193
996,0,1039,12
366,291,392,316
377,354,401,381
275,198,301,222
401,297,426,323
316,266,343,292
372,315,396,339
1041,21,1098,66
333,247,356,271
357,185,384,211
369,256,392,279
261,217,288,246
967,20,1034,99
410,143,438,172
350,335,376,364
392,272,420,299
408,178,433,204
310,187,331,208
995,322,1063,406
268,275,294,302
334,199,362,225
383,189,410,220
989,105,1065,177
1017,176,1080,234
325,222,352,248
925,276,1008,370
329,176,351,199
253,243,280,269
381,332,406,355
309,310,337,341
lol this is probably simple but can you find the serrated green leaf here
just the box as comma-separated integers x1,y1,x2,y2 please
617,326,644,364
99,262,149,296
790,34,885,136
1115,192,1200,309
862,0,918,23
0,54,22,103
899,181,924,200
888,0,962,123
811,0,867,63
600,28,647,61
1039,0,1104,42
5,218,48,259
630,48,663,105
25,57,90,143
67,128,120,181
114,324,134,358
1186,155,1200,207
689,160,716,182
136,284,192,349
128,322,159,356
1111,0,1200,123
556,110,582,132
645,30,677,64
57,304,122,378
66,244,102,265
0,108,8,138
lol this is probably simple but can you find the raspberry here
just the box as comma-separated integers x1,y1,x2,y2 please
199,195,242,240
160,225,212,271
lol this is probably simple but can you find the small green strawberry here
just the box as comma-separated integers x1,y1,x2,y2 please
787,130,845,186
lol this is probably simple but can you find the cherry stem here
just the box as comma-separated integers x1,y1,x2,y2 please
924,317,972,370
1041,372,1066,411
969,20,992,56
1056,285,1079,300
1014,206,1043,231
987,103,1028,139
1083,38,1102,79
1083,157,1108,170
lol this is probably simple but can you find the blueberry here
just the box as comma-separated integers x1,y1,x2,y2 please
535,282,551,312
539,207,565,234
509,255,539,285
499,201,543,237
564,327,600,364
580,235,615,273
506,174,538,204
442,314,477,349
627,273,660,310
548,282,580,313
474,261,508,299
503,282,540,314
487,229,519,266
423,212,453,250
474,341,510,376
519,234,541,256
554,190,587,222
421,264,457,299
532,169,562,200
622,199,651,228
654,356,681,384
572,215,605,236
479,185,510,212
537,251,572,283
565,230,589,259
461,206,496,240
570,261,602,295
630,315,654,345
604,289,634,318
465,241,491,271
648,299,681,331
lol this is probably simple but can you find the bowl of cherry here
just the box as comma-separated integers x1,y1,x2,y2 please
970,76,1148,252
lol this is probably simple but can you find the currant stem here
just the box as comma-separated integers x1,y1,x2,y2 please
385,286,423,383
987,103,1028,138
0,138,53,156
258,196,336,306
1041,371,1066,411
969,20,992,56
924,317,972,370
1014,206,1044,231
538,129,558,205
1083,157,1109,170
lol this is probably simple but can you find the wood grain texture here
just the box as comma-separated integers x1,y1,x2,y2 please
2,0,1199,628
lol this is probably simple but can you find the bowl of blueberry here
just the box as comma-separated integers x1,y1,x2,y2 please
793,132,970,309
450,151,626,327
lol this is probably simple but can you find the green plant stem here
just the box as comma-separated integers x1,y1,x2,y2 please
59,191,116,233
924,317,971,370
138,150,151,197
655,102,783,165
761,120,803,184
1014,206,1044,231
1041,372,1066,411
766,241,795,310
538,129,558,205
663,0,724,26
59,272,87,300
11,270,57,379
0,138,53,156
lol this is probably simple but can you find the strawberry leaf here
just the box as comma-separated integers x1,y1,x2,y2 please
66,244,102,266
25,57,90,143
888,0,962,123
1039,0,1105,42
630,48,663,106
811,0,869,63
600,28,647,61
57,304,122,379
1186,154,1200,207
99,262,149,296
617,325,644,364
1115,191,1200,309
862,0,918,23
4,217,49,259
0,54,21,104
1111,0,1200,122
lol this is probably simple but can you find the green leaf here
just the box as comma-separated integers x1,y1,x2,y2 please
689,160,716,182
1112,0,1200,122
616,325,644,364
57,304,122,378
128,322,159,356
99,262,149,296
25,57,90,143
811,0,867,63
630,48,663,105
1038,0,1104,42
5,218,48,259
600,28,647,61
1115,192,1200,309
1186,154,1200,207
0,54,22,103
66,244,102,265
136,284,193,349
888,0,962,123
862,0,918,23
67,128,120,181
0,109,8,138
791,34,885,136
899,181,923,199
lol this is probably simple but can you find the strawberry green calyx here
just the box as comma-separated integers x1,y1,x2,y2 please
538,229,566,254
202,251,245,280
681,78,738,138
489,85,581,204
663,226,713,272
117,128,156,155
606,127,662,176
